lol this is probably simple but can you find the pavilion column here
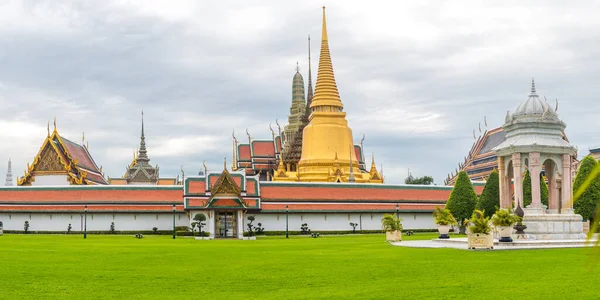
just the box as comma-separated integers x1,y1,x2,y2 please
512,153,523,208
548,176,559,214
498,156,507,209
561,154,574,213
529,152,542,208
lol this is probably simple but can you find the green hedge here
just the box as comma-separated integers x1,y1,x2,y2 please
243,229,437,236
3,230,186,235
176,231,209,237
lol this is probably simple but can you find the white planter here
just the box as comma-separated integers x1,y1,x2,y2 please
437,225,450,239
386,230,402,242
497,226,513,242
467,233,494,249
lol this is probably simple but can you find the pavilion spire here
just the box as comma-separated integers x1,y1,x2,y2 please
530,78,537,96
306,35,314,106
309,6,343,112
137,110,149,163
5,158,13,186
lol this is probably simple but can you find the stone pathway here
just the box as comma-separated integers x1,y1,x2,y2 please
391,238,598,251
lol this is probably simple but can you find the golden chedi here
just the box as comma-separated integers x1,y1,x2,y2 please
274,7,382,183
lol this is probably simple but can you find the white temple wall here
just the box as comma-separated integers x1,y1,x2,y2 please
249,212,436,231
31,175,70,186
0,212,435,232
0,213,189,232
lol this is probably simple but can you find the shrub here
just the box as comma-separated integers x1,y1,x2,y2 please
381,214,403,232
152,227,158,234
254,223,265,235
446,171,477,234
0,221,3,228
433,207,457,226
67,223,72,234
24,221,29,234
110,222,115,234
349,222,358,233
465,210,491,235
300,223,310,234
490,209,521,227
478,170,499,218
573,156,600,224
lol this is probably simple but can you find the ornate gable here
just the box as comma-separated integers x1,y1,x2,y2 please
37,143,66,172
206,169,246,208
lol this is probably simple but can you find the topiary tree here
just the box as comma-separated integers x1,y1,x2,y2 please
478,170,500,218
541,175,549,207
193,213,207,236
523,169,532,207
573,156,600,224
24,221,29,234
445,171,477,234
247,215,255,237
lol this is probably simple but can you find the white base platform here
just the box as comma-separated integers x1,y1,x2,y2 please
391,237,598,250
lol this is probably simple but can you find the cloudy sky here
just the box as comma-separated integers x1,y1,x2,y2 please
1,0,599,185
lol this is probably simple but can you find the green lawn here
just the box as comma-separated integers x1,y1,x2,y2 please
1,233,599,299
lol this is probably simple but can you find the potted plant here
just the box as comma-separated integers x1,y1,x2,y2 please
381,214,403,242
433,207,457,239
465,210,493,249
491,209,521,242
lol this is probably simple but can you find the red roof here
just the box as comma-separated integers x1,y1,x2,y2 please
252,141,275,157
261,203,440,212
238,145,251,161
0,204,185,212
0,187,182,203
261,184,452,202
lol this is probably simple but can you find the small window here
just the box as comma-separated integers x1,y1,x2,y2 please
348,214,351,221
156,215,159,220
113,215,115,220
277,215,280,221
301,215,304,221
325,215,327,221
370,214,373,220
134,215,136,220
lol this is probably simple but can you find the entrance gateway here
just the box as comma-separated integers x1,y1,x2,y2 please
183,163,262,240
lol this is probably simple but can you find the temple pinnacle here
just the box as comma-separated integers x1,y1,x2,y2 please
530,78,537,96
310,6,343,111
5,158,13,186
137,110,149,162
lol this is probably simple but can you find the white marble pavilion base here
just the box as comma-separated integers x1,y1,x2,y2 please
391,237,598,250
522,209,586,240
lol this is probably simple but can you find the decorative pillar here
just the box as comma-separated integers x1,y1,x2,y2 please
529,152,542,208
236,210,244,239
498,156,506,209
208,210,215,239
512,153,523,208
561,154,573,213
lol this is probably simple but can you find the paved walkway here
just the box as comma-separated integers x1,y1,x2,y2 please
391,238,598,251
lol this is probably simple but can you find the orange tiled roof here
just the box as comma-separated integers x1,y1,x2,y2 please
0,204,185,212
261,203,441,212
0,187,182,203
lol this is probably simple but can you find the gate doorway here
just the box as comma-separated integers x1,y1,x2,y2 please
215,212,237,238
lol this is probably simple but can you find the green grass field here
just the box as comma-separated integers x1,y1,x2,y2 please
1,233,599,299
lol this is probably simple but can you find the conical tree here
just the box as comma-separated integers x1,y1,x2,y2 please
573,156,600,224
523,169,532,207
478,170,500,218
541,175,549,207
446,171,477,234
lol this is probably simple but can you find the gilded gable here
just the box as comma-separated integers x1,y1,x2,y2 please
37,143,65,172
212,172,241,196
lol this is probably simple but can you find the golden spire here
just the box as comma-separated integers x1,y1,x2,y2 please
310,6,343,112
47,121,50,137
53,116,57,132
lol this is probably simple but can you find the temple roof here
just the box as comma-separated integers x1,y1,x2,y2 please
18,123,107,185
125,111,159,184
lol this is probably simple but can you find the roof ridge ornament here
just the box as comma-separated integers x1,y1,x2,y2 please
530,78,537,96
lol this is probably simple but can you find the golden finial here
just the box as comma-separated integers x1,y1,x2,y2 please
53,116,56,131
310,6,343,111
82,132,85,143
203,160,207,175
224,157,227,171
86,141,89,149
47,121,50,137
